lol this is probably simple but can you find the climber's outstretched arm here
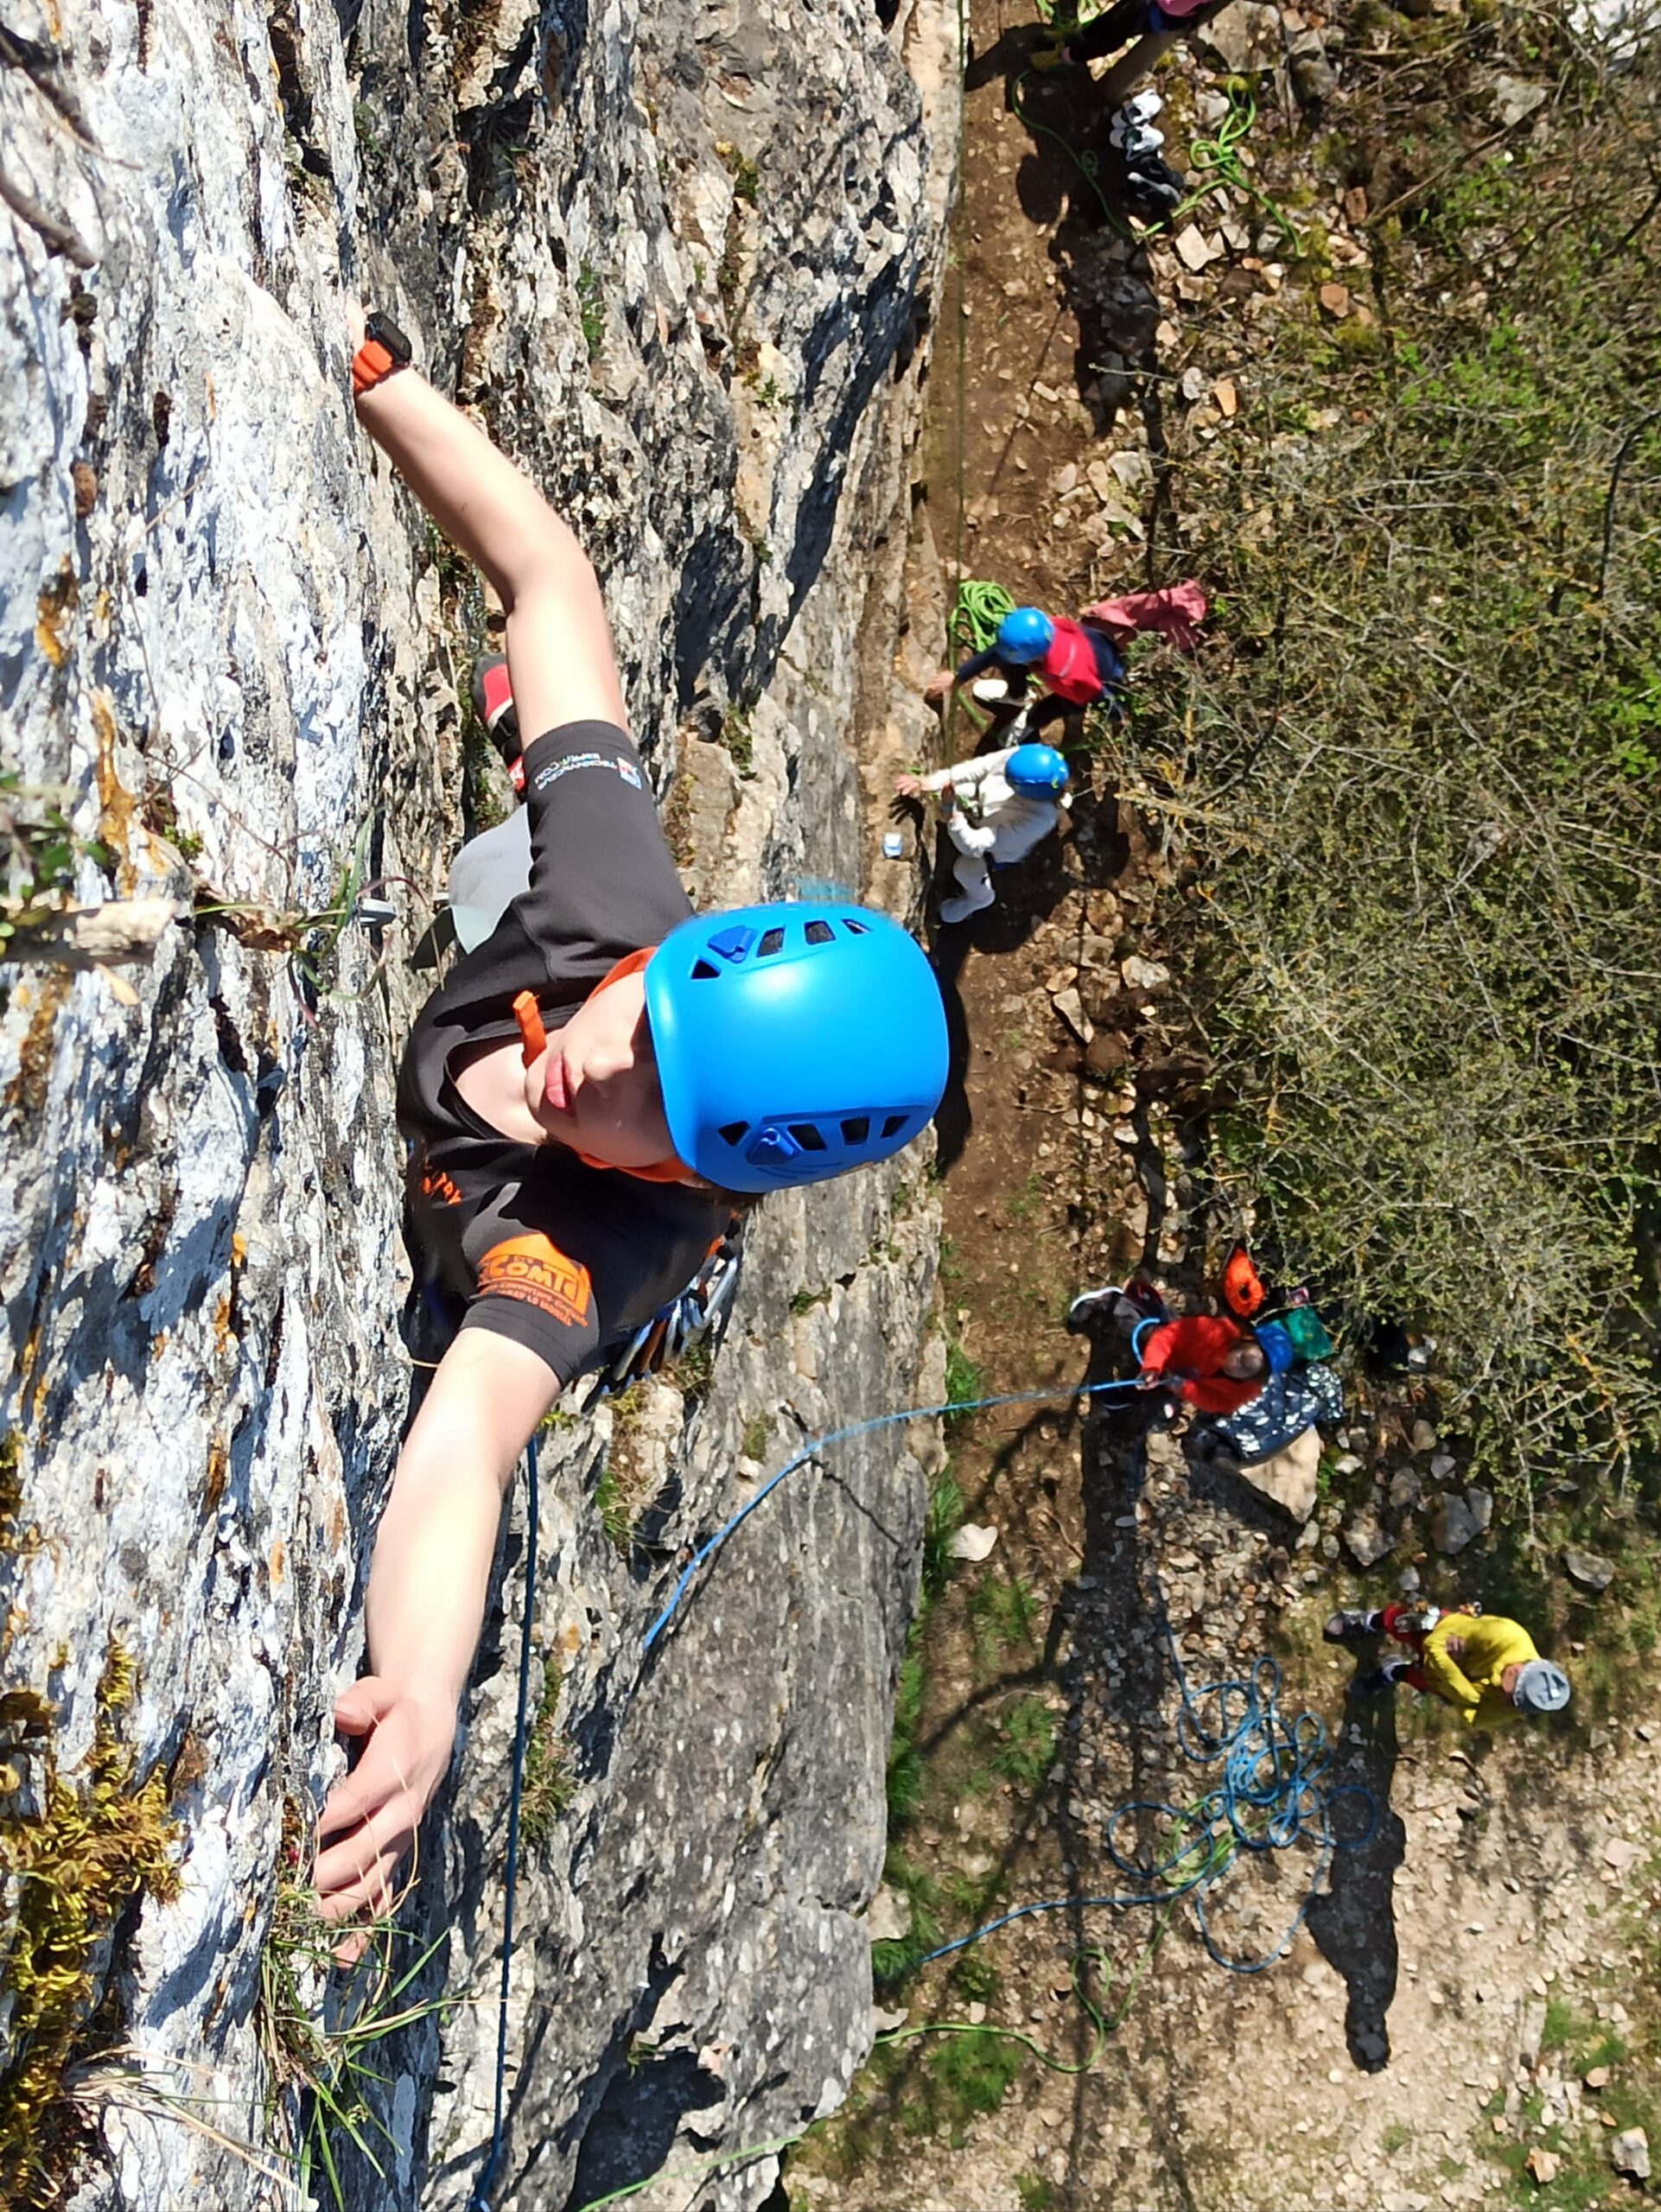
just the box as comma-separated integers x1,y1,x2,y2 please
313,1329,558,1930
353,360,628,742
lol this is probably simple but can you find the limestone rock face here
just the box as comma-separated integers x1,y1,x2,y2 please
0,0,958,2204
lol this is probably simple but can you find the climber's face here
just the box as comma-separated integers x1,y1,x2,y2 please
1221,1343,1268,1382
526,965,680,1171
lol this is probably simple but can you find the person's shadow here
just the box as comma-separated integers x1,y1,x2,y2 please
926,919,975,1172
1304,1681,1406,2071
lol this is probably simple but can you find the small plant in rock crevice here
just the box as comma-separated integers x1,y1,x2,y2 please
576,264,605,362
0,1643,181,2209
257,1801,455,2208
518,1671,579,1850
0,772,112,952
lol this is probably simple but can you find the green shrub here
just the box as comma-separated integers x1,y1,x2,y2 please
1135,37,1661,1500
920,1464,964,1604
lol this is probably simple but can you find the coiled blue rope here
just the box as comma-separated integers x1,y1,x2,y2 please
469,1434,538,2212
895,1600,1375,1980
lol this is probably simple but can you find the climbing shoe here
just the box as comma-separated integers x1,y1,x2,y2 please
1348,1659,1411,1699
1066,1282,1124,1332
472,653,525,793
1323,1608,1384,1643
1121,157,1187,223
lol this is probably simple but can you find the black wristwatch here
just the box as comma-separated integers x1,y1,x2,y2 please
352,309,413,396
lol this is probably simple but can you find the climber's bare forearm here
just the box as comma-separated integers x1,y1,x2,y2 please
353,369,627,734
364,1447,501,1713
366,1330,558,1702
314,1334,559,1923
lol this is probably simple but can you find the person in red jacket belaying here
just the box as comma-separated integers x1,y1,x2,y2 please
1067,1278,1267,1426
1136,1312,1267,1414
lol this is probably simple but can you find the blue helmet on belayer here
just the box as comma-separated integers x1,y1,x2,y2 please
1005,742,1070,796
645,903,950,1193
995,607,1055,664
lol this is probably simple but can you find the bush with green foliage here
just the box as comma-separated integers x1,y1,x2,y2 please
1132,24,1661,1496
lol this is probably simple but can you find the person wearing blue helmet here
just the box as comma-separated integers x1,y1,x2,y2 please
897,740,1072,923
925,601,1125,736
315,310,948,1938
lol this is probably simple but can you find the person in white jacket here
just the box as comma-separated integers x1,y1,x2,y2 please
896,738,1071,924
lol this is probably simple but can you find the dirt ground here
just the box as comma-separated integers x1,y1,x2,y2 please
790,3,1661,2209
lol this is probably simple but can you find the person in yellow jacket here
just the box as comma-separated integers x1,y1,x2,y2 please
1325,1603,1571,1726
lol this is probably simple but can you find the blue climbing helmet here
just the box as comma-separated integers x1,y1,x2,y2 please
1005,742,1070,796
995,607,1055,664
644,902,949,1193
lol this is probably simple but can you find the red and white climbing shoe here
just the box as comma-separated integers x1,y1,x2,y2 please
472,653,525,794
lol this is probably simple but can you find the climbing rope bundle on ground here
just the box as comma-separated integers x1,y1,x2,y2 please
895,1595,1375,1981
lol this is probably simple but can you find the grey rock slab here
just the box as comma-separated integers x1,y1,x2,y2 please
1611,2127,1651,2180
1197,1,1285,72
0,0,961,2203
1563,1548,1616,1593
1431,1492,1480,1554
1343,1507,1394,1568
1491,73,1550,125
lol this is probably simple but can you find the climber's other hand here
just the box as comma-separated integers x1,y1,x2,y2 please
923,669,954,705
894,773,925,800
313,1676,456,1955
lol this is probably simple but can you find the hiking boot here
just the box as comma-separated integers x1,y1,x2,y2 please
1066,1282,1123,1332
1348,1658,1411,1699
1323,1608,1384,1643
471,654,525,793
938,892,991,925
1122,159,1186,222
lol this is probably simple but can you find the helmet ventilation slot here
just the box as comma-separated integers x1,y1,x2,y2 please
804,919,835,944
788,1123,828,1151
881,1113,907,1139
718,1121,749,1146
840,1116,870,1144
691,958,721,980
757,927,786,957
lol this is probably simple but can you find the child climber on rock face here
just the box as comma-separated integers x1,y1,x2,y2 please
895,741,1071,925
314,312,949,1936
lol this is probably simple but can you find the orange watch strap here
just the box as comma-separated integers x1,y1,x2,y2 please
351,338,398,397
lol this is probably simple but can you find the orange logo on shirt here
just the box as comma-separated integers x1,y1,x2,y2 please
477,1234,592,1327
419,1161,464,1208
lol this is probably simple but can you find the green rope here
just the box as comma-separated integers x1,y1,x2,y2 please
876,1905,1178,2082
1174,78,1301,252
948,577,1017,657
1009,67,1135,238
568,2134,804,2212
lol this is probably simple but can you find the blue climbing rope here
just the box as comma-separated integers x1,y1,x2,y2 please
895,1605,1375,1980
469,1433,539,2212
474,1369,1371,2198
642,1376,1146,1653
